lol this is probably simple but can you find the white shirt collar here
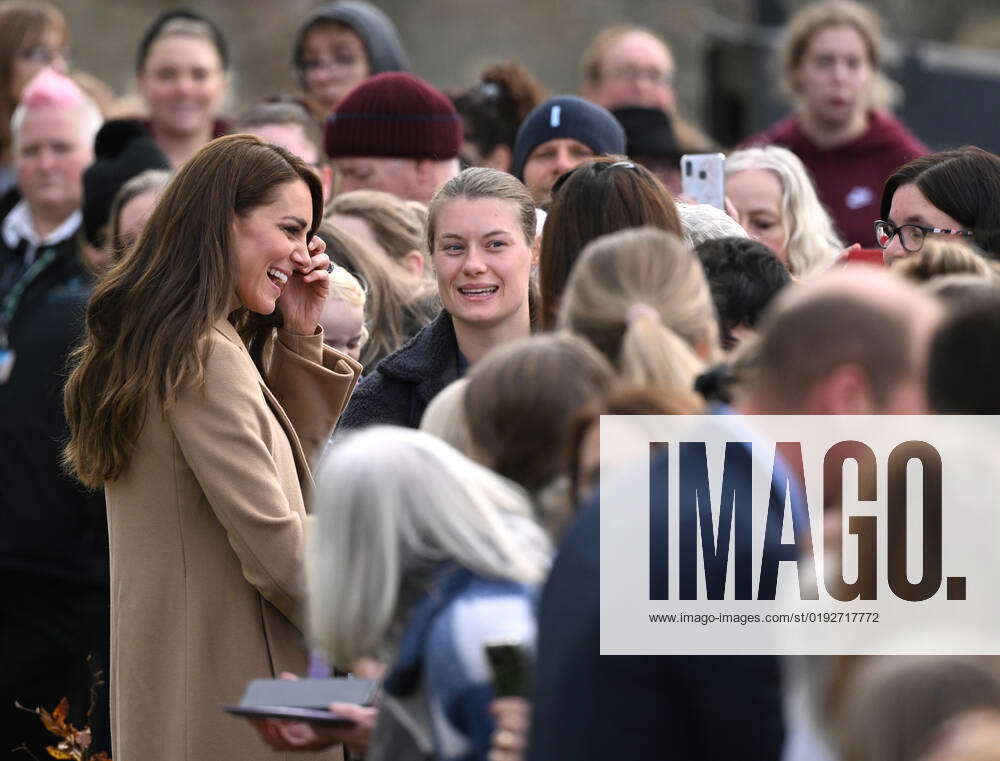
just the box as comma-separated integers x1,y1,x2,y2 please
3,200,81,251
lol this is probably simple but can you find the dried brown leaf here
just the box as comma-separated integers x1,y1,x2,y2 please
39,698,74,740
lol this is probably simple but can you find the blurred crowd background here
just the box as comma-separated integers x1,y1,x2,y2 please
49,0,1000,153
6,1,1000,760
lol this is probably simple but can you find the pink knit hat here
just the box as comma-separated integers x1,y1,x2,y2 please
324,72,461,160
20,68,85,108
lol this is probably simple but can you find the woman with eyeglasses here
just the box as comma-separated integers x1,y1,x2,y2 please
876,147,1000,265
0,1,69,196
292,0,409,118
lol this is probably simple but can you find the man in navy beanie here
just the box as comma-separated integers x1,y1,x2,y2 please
325,71,462,203
512,95,626,205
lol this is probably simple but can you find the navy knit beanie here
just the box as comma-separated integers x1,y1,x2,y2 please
324,72,461,160
511,96,626,180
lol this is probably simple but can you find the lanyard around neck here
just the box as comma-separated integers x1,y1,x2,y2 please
0,246,59,344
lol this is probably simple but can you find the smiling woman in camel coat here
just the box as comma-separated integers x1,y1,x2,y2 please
105,320,360,760
61,135,362,761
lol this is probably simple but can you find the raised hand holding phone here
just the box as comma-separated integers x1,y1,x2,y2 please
485,640,532,761
681,153,727,210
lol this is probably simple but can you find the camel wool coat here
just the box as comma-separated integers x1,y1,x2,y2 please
105,319,361,761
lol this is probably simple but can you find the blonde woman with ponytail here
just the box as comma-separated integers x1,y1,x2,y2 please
558,226,719,405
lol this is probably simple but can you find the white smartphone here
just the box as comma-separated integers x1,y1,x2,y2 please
681,153,726,210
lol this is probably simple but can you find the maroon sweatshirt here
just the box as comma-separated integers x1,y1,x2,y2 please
742,111,929,248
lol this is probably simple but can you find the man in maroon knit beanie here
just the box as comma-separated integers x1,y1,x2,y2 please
325,71,462,203
741,0,928,248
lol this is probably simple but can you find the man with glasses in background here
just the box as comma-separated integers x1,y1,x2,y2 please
580,24,715,155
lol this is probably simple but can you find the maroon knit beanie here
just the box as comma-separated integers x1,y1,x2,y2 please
324,72,462,160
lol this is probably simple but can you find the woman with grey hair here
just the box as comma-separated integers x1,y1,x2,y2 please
726,145,843,278
308,426,550,760
676,202,749,249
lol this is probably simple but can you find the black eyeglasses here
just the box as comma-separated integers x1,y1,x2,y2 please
298,52,365,74
874,219,974,253
603,66,675,87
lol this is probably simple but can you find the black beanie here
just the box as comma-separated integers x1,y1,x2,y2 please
511,96,625,180
82,120,170,247
611,106,681,162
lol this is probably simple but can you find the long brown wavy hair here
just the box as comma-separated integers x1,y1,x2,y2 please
538,157,681,330
64,134,323,488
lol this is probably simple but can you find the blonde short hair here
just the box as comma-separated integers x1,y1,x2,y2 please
327,264,369,349
891,240,999,284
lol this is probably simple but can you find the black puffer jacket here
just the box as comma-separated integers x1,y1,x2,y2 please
338,310,458,431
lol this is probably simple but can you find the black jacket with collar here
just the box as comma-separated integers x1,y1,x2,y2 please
0,210,108,587
338,309,456,431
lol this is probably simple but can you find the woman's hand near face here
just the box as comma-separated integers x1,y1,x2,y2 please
278,236,331,335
